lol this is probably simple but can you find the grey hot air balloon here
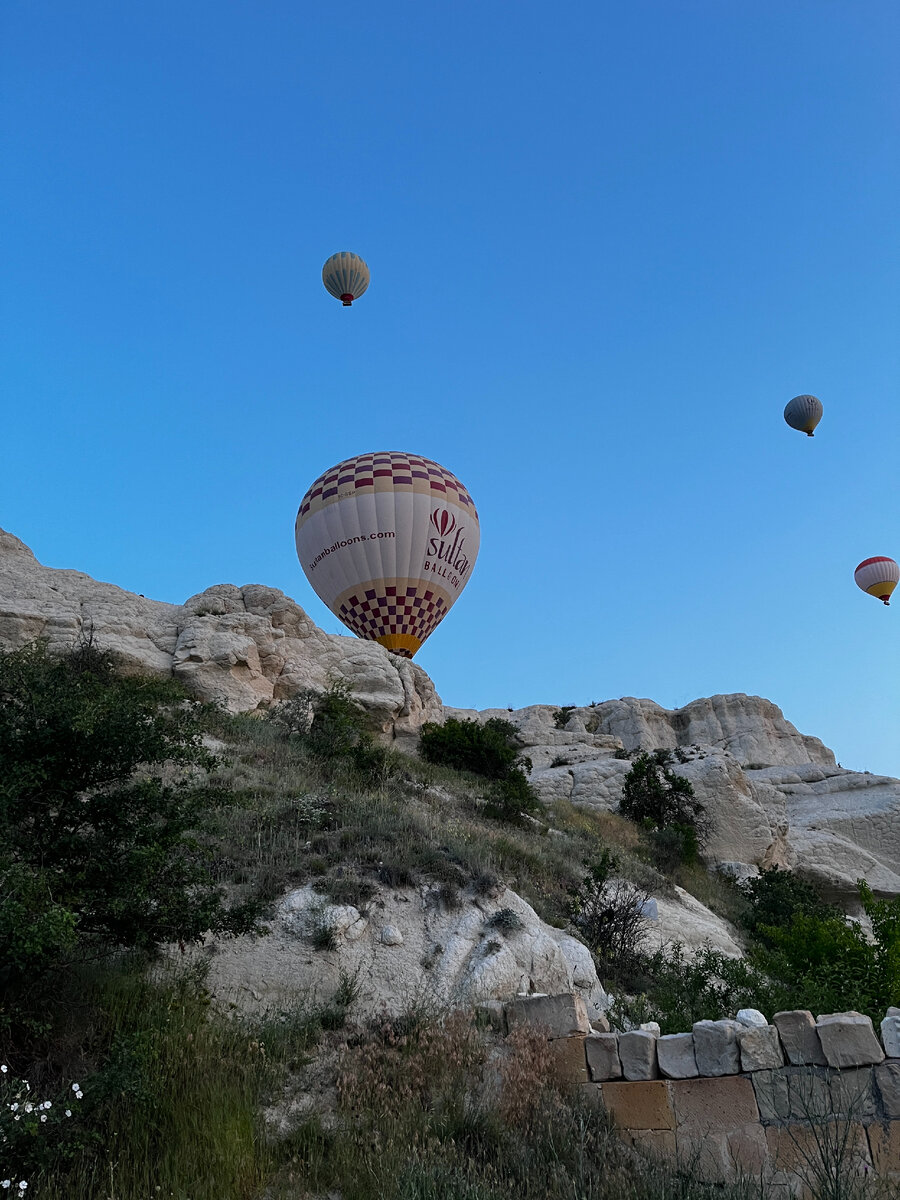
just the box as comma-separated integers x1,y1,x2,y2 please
322,252,370,306
784,394,823,437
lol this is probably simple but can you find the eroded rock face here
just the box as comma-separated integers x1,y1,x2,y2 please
4,526,900,904
448,703,900,902
0,528,441,738
195,883,609,1022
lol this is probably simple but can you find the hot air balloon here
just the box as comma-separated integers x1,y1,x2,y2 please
784,394,823,437
295,452,480,657
854,557,899,606
322,252,370,306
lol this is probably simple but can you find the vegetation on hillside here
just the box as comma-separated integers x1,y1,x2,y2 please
3,638,900,1197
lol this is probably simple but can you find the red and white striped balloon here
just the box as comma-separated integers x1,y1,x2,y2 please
854,557,899,606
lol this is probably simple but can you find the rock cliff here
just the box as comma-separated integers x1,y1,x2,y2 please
0,528,440,741
446,704,900,903
3,527,899,908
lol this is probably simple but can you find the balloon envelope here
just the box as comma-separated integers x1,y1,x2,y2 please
295,451,480,657
854,557,899,605
322,252,370,306
784,394,823,436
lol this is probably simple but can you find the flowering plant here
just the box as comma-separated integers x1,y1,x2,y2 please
1,1064,83,1192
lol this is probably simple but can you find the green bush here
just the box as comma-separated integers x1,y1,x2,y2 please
740,865,839,941
619,749,710,862
419,717,522,779
419,717,539,824
751,880,900,1022
0,640,261,993
268,680,389,781
613,942,769,1034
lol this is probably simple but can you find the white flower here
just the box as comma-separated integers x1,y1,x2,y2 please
23,1103,32,1114
39,1116,46,1123
75,1090,83,1100
71,1083,80,1092
2,1181,10,1189
1,1064,7,1073
10,1104,18,1112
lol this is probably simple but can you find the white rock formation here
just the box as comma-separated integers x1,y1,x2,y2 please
0,528,440,740
195,883,608,1022
447,702,900,903
4,525,900,909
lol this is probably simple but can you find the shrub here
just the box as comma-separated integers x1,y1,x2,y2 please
268,680,388,781
419,717,523,780
0,640,261,993
553,707,575,730
420,717,539,825
619,749,710,860
484,908,523,934
566,850,651,986
750,881,900,1022
648,822,701,871
482,770,540,824
614,942,769,1034
740,865,839,941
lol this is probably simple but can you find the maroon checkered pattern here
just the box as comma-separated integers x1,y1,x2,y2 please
337,582,449,643
298,451,477,519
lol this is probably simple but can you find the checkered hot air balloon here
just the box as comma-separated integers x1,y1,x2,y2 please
854,557,899,606
783,394,823,437
295,452,480,658
322,252,370,306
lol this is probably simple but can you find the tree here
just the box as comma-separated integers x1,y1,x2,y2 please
618,749,710,864
0,640,260,989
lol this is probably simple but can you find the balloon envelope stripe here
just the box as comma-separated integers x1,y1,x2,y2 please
298,451,477,519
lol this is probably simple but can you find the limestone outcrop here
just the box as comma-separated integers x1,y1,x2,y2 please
3,526,900,904
446,703,900,903
0,527,440,739
193,882,609,1022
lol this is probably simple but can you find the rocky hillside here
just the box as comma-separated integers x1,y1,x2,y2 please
4,525,899,906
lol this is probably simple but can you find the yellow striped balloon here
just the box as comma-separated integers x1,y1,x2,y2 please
784,394,823,437
295,451,480,657
854,557,899,606
322,252,370,306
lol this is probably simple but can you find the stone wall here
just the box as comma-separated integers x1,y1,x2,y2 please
504,995,900,1195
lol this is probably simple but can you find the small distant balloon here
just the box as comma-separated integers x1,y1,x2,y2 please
854,557,899,606
784,394,823,437
322,252,370,306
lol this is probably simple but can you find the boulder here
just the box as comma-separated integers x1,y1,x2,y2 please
506,993,590,1039
816,1012,885,1069
585,1032,622,1081
882,1010,900,1058
618,1030,659,1081
692,1019,742,1076
737,1025,784,1072
772,1010,826,1067
657,1032,699,1079
194,883,609,1023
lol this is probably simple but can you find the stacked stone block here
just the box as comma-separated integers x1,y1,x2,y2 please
502,995,900,1191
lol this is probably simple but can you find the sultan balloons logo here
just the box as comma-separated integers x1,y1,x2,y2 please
295,452,480,658
431,509,457,538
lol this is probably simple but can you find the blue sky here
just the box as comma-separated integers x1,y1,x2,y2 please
2,2,899,774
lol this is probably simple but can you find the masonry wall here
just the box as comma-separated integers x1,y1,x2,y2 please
502,994,900,1196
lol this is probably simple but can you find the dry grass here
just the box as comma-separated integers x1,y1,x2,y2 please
265,1008,778,1200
